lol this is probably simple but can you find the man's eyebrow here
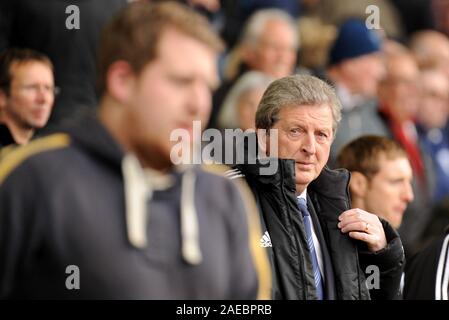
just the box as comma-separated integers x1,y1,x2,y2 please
315,127,331,132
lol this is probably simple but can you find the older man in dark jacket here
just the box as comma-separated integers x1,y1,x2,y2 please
227,75,404,299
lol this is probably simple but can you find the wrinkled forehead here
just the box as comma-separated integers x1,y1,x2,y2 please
278,103,334,125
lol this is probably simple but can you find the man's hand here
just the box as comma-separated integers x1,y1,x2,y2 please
338,208,387,252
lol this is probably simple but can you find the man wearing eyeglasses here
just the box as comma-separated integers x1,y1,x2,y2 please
0,48,56,147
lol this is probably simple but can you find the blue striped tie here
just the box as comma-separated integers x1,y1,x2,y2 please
297,197,324,300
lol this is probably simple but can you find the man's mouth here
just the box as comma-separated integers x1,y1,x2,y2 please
395,205,407,214
296,161,314,170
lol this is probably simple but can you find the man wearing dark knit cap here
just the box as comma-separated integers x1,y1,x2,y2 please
326,18,388,165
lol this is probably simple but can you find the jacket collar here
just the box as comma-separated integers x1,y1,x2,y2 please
0,124,16,147
235,132,351,203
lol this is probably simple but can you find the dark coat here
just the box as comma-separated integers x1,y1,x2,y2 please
228,134,405,299
404,226,449,300
0,124,15,148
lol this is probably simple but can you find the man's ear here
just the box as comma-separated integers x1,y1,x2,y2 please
256,129,269,156
349,171,368,198
105,60,135,103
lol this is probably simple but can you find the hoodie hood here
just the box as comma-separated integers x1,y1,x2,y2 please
57,110,124,171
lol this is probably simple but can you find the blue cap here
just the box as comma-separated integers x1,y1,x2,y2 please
329,18,382,66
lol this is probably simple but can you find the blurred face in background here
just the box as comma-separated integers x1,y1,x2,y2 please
338,52,385,98
0,61,55,130
378,54,420,122
244,19,297,79
417,70,449,129
236,87,265,131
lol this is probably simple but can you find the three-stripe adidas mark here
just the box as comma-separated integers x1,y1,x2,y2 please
260,231,272,248
224,168,245,180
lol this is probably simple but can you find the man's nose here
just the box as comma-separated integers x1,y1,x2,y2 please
402,182,414,203
301,133,316,155
187,83,210,116
35,87,48,103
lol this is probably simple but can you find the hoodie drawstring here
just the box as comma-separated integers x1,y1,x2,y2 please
180,169,202,265
122,154,201,265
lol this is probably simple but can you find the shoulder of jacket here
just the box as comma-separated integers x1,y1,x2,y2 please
203,163,270,299
0,133,71,184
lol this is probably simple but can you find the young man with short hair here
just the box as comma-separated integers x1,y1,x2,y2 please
0,48,55,147
336,135,414,229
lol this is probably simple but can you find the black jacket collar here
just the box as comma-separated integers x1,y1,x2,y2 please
234,132,351,204
0,124,16,147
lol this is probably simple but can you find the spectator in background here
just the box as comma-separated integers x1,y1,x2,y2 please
378,49,435,256
211,71,273,166
414,69,449,245
336,135,414,230
416,69,449,203
217,71,273,131
229,9,298,80
0,48,55,147
409,30,449,80
210,9,299,129
0,0,128,130
326,18,388,164
0,2,270,299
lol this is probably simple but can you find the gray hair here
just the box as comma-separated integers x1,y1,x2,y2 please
255,75,342,134
240,9,299,49
218,71,274,129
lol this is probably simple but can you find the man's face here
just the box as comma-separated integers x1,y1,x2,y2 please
363,156,414,229
341,53,385,98
123,28,217,168
246,19,297,79
379,56,420,122
418,71,449,129
1,61,55,129
270,104,334,193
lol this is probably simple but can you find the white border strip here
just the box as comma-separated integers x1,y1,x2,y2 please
435,234,449,300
